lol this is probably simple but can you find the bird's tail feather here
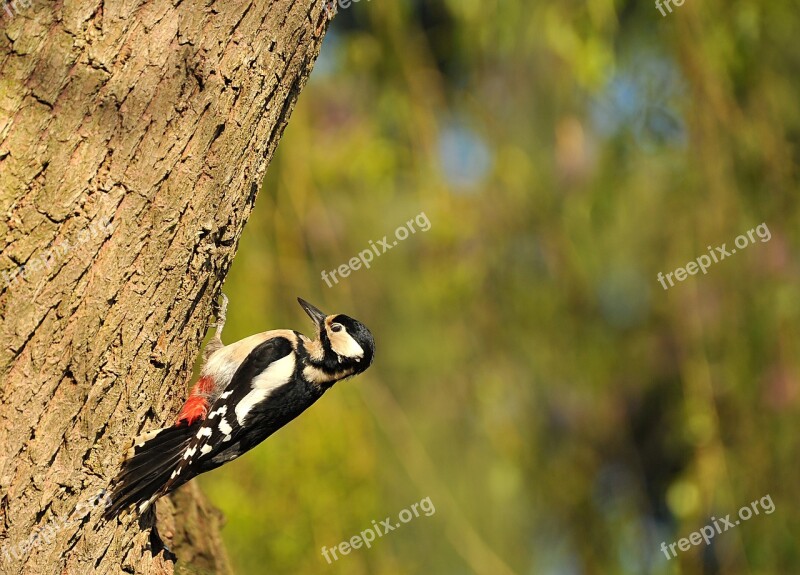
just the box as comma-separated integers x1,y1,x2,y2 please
104,423,198,519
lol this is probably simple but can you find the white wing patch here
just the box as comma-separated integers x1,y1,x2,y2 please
235,353,296,425
208,405,227,419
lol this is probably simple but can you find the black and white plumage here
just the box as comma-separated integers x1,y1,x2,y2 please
104,297,375,519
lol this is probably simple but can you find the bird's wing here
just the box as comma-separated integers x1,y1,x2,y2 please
160,335,296,493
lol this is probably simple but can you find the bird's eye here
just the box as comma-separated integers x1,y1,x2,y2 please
331,323,343,333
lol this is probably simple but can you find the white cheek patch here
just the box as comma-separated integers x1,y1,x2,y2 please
330,330,364,360
208,405,227,419
235,354,296,425
218,417,233,436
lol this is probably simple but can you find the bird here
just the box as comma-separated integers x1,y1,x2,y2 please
104,295,375,519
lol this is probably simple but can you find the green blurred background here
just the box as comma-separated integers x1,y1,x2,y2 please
198,1,799,573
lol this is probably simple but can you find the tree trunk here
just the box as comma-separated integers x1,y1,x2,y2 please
0,1,328,573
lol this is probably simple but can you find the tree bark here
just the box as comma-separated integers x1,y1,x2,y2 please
0,1,328,573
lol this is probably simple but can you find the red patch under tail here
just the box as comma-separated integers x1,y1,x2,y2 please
176,375,215,426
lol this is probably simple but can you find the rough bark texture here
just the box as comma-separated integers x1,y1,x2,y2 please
0,1,328,573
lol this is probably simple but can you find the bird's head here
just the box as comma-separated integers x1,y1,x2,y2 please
297,298,375,379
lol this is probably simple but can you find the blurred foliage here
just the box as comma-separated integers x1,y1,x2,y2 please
199,0,799,573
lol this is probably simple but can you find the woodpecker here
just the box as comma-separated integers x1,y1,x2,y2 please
104,295,375,519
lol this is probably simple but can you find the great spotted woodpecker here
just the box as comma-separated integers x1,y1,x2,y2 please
104,296,375,519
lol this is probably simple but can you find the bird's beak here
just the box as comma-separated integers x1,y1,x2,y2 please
297,297,327,329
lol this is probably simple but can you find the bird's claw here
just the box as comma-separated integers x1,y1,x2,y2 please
209,293,229,333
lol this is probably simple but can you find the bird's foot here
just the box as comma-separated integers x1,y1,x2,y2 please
203,293,228,362
210,293,228,337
